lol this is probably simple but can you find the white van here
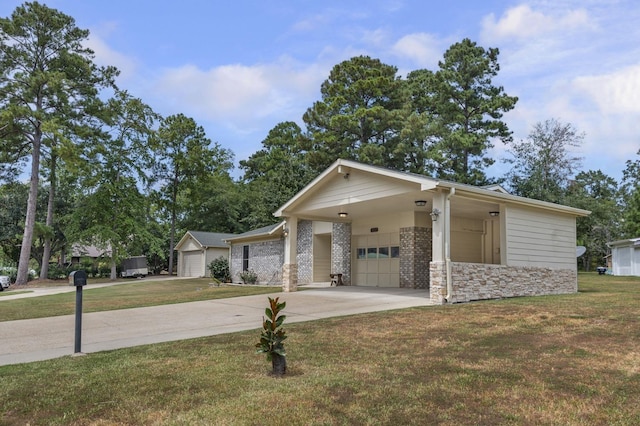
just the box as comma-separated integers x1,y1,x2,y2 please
0,275,10,291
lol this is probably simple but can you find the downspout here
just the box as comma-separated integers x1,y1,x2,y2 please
445,187,455,302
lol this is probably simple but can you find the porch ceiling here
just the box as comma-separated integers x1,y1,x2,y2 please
292,191,501,222
293,190,433,221
450,197,501,220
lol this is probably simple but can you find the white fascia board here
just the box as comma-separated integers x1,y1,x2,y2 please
435,181,591,217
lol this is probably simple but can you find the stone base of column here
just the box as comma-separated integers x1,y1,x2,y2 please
282,263,298,292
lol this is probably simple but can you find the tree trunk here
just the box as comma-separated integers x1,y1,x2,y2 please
110,257,117,280
271,354,287,376
40,154,57,280
16,132,42,285
168,201,176,275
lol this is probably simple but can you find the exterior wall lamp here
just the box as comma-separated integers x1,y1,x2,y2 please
489,211,500,217
414,200,427,207
338,212,348,218
430,208,441,221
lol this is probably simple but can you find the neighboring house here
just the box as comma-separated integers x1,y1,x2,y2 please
230,159,590,304
175,231,237,278
225,223,286,285
70,244,111,266
607,238,640,276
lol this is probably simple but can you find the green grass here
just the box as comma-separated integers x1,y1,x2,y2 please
1,273,640,425
0,279,283,321
0,290,31,298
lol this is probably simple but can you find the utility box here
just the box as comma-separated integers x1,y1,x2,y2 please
69,270,87,286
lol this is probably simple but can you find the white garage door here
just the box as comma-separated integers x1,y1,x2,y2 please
182,251,203,277
353,233,400,287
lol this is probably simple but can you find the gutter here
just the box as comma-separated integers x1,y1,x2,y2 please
445,187,455,302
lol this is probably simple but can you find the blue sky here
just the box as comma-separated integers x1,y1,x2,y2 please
2,0,639,182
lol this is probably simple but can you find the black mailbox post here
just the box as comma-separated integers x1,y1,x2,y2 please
69,270,87,287
69,270,87,354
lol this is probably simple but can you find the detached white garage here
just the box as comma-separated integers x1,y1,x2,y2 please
175,231,237,277
608,238,640,276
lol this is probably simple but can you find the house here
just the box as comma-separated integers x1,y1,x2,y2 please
231,159,590,304
607,238,640,276
69,244,111,266
225,223,286,285
175,231,237,277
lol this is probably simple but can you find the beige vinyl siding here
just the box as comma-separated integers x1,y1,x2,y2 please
312,234,331,281
483,218,501,264
505,206,576,269
180,239,200,251
205,248,229,272
302,171,415,212
451,217,484,263
351,211,416,235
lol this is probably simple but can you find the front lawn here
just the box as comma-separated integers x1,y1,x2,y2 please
1,273,639,425
0,278,283,321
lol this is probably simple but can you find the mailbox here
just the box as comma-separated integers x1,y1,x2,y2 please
69,270,87,287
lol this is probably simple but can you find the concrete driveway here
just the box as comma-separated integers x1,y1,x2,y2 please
0,286,433,366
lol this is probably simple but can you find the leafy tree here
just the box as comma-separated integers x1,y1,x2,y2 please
505,119,584,203
422,38,517,185
37,133,75,279
0,123,24,182
179,172,244,234
151,113,234,275
240,121,315,228
620,149,640,237
565,170,620,270
0,182,29,264
402,69,444,175
0,2,117,284
68,91,157,279
303,56,409,172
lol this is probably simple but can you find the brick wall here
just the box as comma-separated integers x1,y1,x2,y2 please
331,222,352,285
400,227,431,289
296,220,313,285
229,240,284,285
430,261,578,304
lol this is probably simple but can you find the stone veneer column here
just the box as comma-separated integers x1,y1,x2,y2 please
282,263,298,292
429,261,447,304
331,222,351,285
400,227,431,289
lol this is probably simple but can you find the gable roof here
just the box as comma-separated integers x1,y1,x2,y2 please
71,244,111,258
481,184,510,194
224,222,285,243
175,231,237,251
274,159,590,218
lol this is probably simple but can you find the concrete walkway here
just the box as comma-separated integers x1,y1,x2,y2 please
0,286,433,366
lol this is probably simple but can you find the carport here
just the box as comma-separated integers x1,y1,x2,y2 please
273,159,589,304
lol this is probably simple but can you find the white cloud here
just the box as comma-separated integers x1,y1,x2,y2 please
291,14,328,32
481,4,593,42
572,64,640,114
152,58,327,134
86,34,138,80
82,20,139,82
391,33,442,68
361,28,389,48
